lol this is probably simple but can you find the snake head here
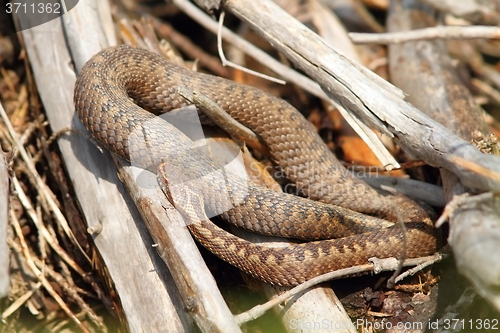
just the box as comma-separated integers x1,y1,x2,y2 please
157,160,211,225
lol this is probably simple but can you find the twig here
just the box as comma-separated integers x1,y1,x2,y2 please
436,192,499,227
350,25,500,44
394,252,445,283
173,0,399,170
10,211,91,333
234,253,443,325
216,11,285,85
386,206,406,289
0,280,42,320
177,86,266,153
150,16,230,78
0,103,90,264
11,175,86,276
471,78,500,106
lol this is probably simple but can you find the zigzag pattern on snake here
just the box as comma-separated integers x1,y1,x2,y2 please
74,45,438,286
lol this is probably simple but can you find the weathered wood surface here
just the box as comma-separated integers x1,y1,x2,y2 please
20,0,500,330
218,0,500,192
173,0,396,171
417,0,500,25
22,18,192,333
21,0,241,331
21,0,368,331
387,0,500,312
0,147,9,298
64,4,241,332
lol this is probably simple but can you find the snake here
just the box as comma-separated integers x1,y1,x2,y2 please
74,45,439,286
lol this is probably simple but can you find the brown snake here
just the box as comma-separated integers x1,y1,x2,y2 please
74,45,439,286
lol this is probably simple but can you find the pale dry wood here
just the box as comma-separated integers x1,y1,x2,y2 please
417,0,500,25
175,0,398,173
116,164,242,333
0,142,9,298
266,286,356,333
61,1,242,332
216,0,500,192
361,176,446,207
212,139,358,333
171,1,363,332
387,0,500,312
20,1,194,332
350,25,500,44
9,212,90,333
306,0,399,171
236,253,444,324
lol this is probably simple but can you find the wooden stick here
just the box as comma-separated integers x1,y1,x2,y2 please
350,25,500,44
387,0,500,313
217,0,500,192
0,119,8,298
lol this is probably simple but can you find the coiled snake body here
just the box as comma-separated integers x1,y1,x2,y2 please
74,45,438,286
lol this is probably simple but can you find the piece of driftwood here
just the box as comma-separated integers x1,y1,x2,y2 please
64,2,241,332
212,0,500,193
350,26,500,44
21,1,372,332
69,6,354,331
0,144,9,298
387,0,500,312
20,1,235,332
22,23,192,333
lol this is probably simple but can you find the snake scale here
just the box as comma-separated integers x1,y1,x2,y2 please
74,45,438,286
